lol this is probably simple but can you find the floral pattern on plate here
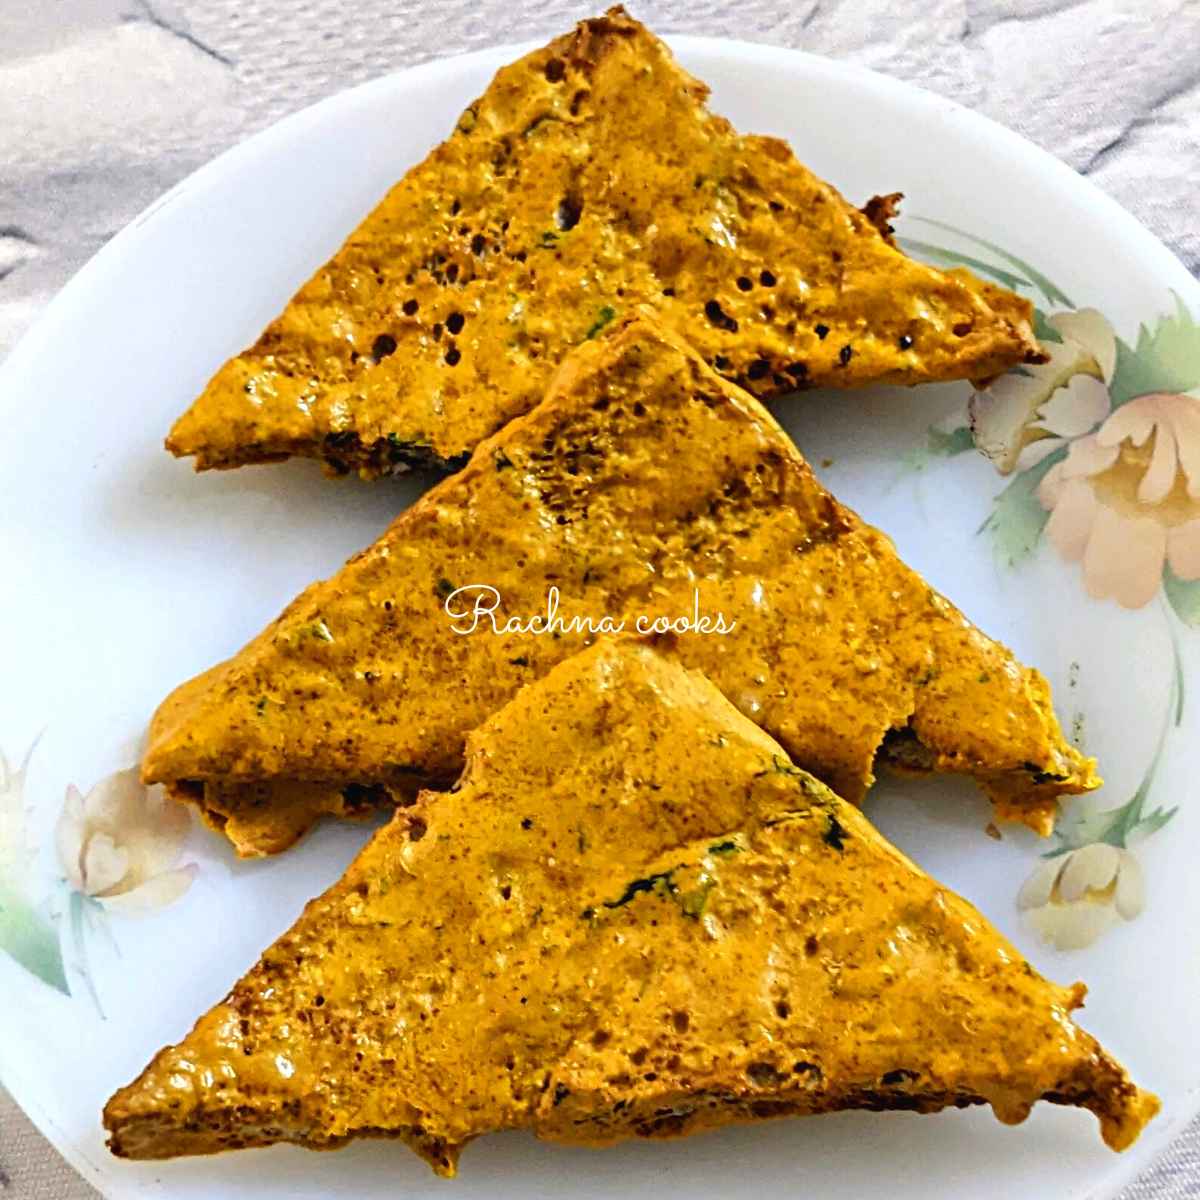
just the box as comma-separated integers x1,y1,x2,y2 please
904,217,1200,948
0,742,196,1009
0,736,66,994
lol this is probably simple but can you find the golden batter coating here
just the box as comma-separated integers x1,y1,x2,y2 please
106,643,1156,1172
144,313,1095,856
165,7,1041,477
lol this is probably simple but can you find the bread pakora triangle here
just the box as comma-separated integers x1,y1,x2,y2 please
144,312,1093,856
165,6,1041,477
106,642,1156,1170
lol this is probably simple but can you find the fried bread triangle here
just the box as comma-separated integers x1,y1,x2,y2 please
144,312,1094,855
107,642,1155,1171
165,7,1040,477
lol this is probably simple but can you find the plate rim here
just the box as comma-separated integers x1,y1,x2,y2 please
1,30,1196,1200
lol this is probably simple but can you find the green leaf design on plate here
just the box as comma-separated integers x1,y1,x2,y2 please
0,738,71,995
0,882,68,993
1048,604,1183,857
67,888,106,1017
926,425,975,456
1164,566,1200,627
905,217,1074,308
898,237,1033,295
978,447,1064,566
895,423,976,476
1031,307,1064,344
1050,786,1178,856
1108,295,1200,407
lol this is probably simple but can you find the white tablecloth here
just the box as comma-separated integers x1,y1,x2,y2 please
2,2,1198,1195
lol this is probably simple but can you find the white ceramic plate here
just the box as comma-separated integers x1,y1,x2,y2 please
2,33,1199,1200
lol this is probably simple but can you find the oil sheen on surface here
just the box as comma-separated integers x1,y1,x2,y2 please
165,7,1041,476
106,643,1156,1172
144,314,1095,855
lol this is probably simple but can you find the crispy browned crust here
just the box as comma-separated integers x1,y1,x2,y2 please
166,7,1041,477
107,644,1155,1171
861,192,904,244
163,777,408,858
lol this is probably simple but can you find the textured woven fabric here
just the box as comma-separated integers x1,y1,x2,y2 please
1,1,1198,1196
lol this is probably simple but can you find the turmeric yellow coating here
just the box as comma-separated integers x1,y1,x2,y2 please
165,6,1041,477
106,643,1156,1171
144,314,1095,856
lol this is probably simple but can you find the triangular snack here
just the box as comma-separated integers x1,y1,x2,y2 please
166,6,1040,477
106,642,1156,1170
145,313,1094,856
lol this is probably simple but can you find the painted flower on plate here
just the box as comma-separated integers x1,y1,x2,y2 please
0,742,33,878
1017,843,1145,951
969,309,1117,474
55,769,196,915
1037,391,1200,609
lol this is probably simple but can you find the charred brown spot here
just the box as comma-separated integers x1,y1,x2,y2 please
372,334,398,361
